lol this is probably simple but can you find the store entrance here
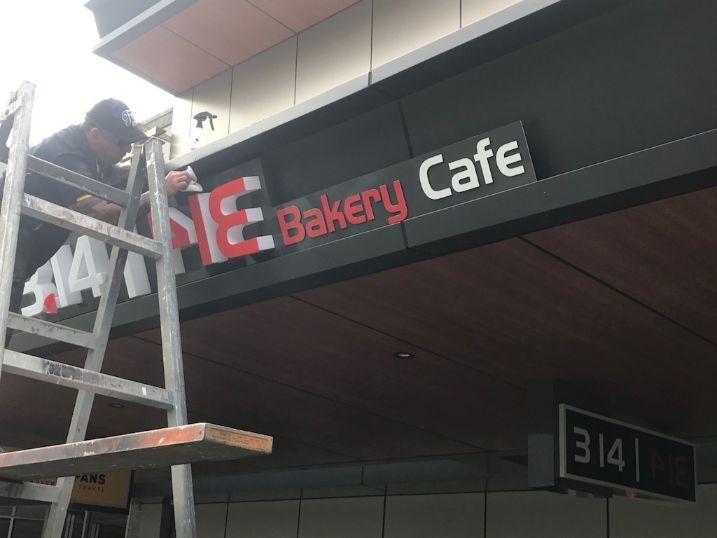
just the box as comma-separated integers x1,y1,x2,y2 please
0,506,126,538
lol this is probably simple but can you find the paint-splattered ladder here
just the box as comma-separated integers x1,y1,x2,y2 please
0,82,272,538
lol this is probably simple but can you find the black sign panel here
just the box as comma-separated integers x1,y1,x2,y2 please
264,121,536,255
559,404,696,501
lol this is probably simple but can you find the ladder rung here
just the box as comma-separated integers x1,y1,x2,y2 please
0,423,273,480
21,194,163,260
26,156,132,206
0,98,21,122
0,479,59,503
8,313,95,348
2,349,175,410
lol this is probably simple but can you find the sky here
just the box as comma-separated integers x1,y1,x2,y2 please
0,0,174,144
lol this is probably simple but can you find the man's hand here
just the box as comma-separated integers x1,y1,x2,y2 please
165,170,192,196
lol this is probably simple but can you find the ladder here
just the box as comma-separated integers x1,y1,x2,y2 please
0,82,272,537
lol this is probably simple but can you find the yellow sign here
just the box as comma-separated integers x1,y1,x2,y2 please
34,471,131,509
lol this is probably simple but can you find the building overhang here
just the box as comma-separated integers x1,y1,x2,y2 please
86,0,362,94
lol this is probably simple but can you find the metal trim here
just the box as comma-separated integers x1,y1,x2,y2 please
92,0,197,57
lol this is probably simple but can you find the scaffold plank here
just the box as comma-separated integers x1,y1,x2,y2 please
0,424,273,481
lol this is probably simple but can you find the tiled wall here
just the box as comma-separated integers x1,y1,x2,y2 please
170,0,522,157
134,484,717,537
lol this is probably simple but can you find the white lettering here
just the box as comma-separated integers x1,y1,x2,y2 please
449,157,480,193
419,154,451,200
22,262,56,317
123,251,151,298
50,245,82,307
473,137,494,185
496,140,525,177
69,237,108,298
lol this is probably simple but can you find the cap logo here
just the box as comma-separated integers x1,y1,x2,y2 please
121,109,135,127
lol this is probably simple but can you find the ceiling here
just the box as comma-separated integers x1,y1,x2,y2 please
110,0,361,93
0,186,714,483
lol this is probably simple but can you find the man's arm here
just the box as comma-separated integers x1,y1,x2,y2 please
72,170,191,224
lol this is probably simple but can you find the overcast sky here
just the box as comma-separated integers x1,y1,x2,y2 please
1,0,173,144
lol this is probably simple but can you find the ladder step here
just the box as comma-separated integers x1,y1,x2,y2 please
2,349,175,410
8,312,95,348
21,194,163,259
0,424,273,480
27,155,132,206
0,480,59,503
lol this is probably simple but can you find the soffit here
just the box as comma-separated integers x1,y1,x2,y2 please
0,188,714,477
101,0,360,93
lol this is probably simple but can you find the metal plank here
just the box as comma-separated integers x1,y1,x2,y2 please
21,194,162,259
2,349,174,410
27,155,132,206
0,480,59,503
7,313,94,348
0,423,273,480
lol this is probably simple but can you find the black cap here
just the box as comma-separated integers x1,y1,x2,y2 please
85,98,146,146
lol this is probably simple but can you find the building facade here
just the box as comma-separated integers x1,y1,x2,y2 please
2,0,716,536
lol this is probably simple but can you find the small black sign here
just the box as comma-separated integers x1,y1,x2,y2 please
559,404,696,501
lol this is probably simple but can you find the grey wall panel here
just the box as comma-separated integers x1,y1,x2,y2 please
136,503,162,538
485,491,606,538
225,500,301,538
261,101,411,204
296,0,372,104
610,484,717,538
384,493,485,538
298,496,384,538
372,0,460,69
399,0,717,180
195,503,229,538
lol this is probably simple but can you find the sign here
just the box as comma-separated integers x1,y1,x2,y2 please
559,404,696,501
34,470,131,510
21,121,536,316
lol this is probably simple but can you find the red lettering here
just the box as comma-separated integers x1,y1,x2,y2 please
361,189,381,221
208,178,273,259
278,206,305,245
650,449,666,480
381,180,408,225
147,208,196,249
344,194,366,224
320,194,347,232
188,193,217,266
675,456,689,488
304,208,328,238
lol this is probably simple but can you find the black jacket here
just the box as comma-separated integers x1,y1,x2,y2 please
1,125,116,279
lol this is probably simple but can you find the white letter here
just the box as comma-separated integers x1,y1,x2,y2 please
69,236,109,298
124,251,151,298
449,158,480,192
496,141,525,177
50,244,82,308
473,138,494,184
419,154,451,200
22,262,57,317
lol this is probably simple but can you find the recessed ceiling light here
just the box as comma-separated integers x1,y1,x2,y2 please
109,402,125,409
393,351,415,359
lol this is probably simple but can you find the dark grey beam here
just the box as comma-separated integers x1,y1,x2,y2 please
403,130,717,255
13,132,716,357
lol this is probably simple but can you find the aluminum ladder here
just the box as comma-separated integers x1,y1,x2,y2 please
0,82,272,537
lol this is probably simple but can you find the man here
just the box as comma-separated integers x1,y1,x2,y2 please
1,98,191,342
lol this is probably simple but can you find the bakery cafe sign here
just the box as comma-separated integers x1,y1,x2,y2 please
21,121,536,316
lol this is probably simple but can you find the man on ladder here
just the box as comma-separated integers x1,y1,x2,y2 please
1,97,192,344
0,82,273,538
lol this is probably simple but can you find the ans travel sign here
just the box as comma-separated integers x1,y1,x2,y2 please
21,122,535,316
